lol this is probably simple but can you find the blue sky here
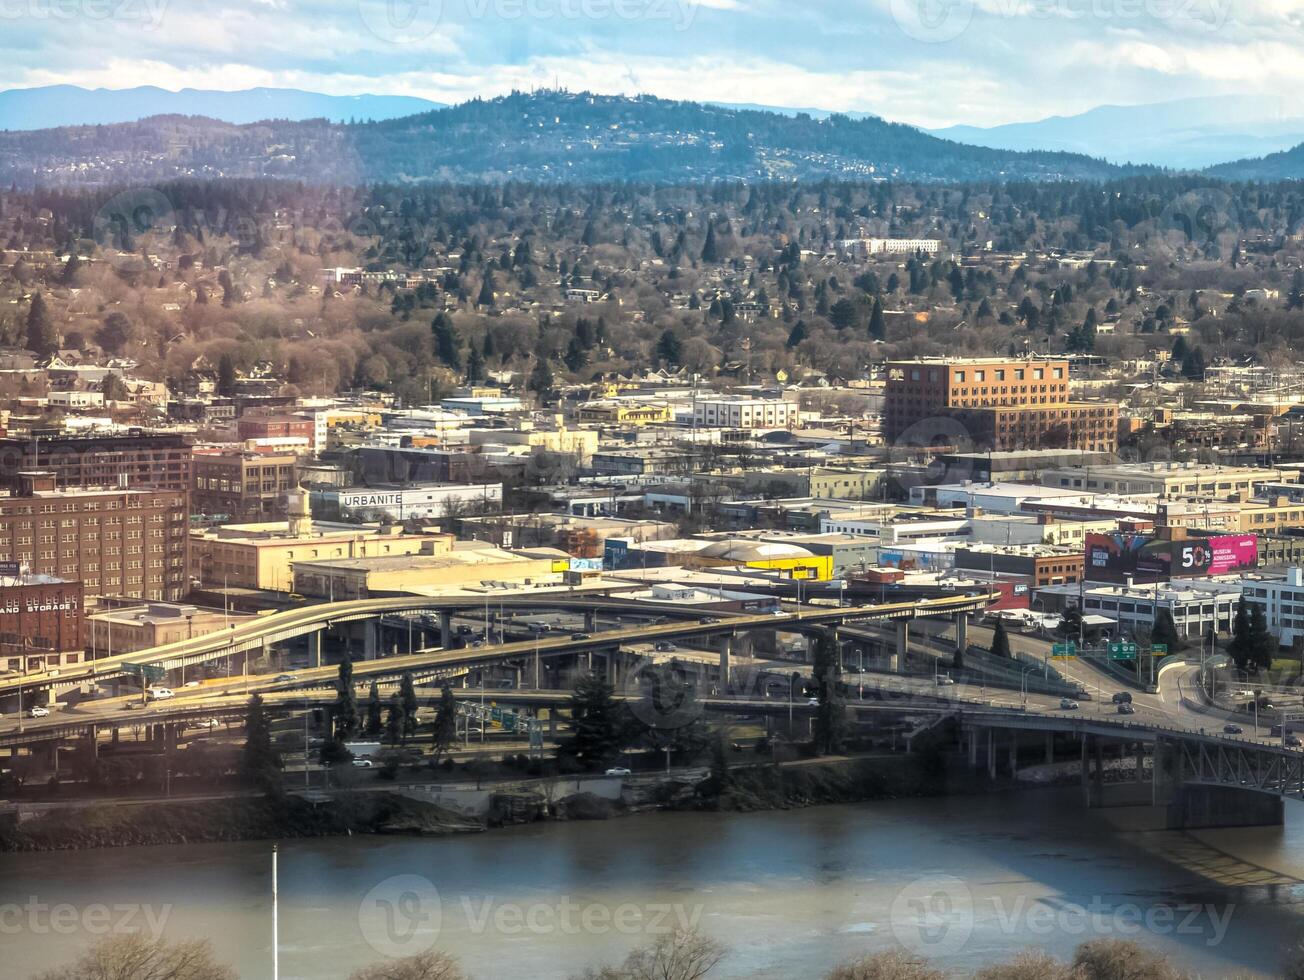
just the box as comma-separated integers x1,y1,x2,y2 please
0,0,1291,128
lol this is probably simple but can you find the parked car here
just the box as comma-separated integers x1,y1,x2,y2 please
605,767,631,777
351,757,374,768
1111,692,1133,704
1059,698,1080,711
1223,724,1243,735
1117,704,1136,715
28,706,49,718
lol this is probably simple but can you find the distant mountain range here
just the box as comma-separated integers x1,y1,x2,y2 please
0,90,1145,187
0,85,445,130
928,95,1304,170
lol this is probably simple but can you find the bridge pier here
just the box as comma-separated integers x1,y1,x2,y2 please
954,613,968,653
363,622,378,661
986,728,995,779
1168,785,1284,830
584,609,597,633
891,620,908,673
721,635,733,689
310,632,322,669
1008,732,1017,775
1045,732,1054,765
439,612,453,650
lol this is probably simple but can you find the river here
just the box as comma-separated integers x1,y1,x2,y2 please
3,789,1304,979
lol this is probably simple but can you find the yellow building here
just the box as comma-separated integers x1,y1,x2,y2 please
688,539,833,581
469,420,599,463
576,401,674,426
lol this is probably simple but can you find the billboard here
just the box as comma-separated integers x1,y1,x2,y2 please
1085,533,1171,583
1172,534,1257,578
1086,533,1257,583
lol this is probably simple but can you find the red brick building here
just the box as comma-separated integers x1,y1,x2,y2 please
236,414,313,442
0,575,85,671
0,430,193,492
0,472,188,604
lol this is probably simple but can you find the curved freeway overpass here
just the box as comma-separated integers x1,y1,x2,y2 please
0,591,997,702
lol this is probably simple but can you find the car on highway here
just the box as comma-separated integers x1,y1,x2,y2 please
28,706,49,718
466,727,483,737
605,767,631,777
1223,724,1243,735
1287,734,1304,748
183,680,201,688
1117,704,1135,715
274,674,295,682
1059,698,1080,711
936,677,956,686
807,697,820,706
654,641,677,652
351,757,374,768
195,718,221,729
698,616,721,625
1074,690,1093,701
571,632,591,640
1111,692,1133,704
146,687,174,701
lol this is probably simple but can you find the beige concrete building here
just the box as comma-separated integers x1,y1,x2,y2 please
291,543,567,599
1040,462,1297,500
84,601,257,657
189,489,438,592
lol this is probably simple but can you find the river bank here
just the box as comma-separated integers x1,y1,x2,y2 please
0,750,1001,852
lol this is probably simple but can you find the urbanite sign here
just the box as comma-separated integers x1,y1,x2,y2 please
340,492,407,507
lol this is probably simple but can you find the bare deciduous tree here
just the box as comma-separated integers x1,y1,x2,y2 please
348,951,466,980
33,934,235,980
824,951,947,980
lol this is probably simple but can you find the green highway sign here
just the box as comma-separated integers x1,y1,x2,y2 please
1151,644,1168,656
1051,642,1077,658
124,662,166,683
1108,642,1138,662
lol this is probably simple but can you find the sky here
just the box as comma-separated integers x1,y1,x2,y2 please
0,0,1300,129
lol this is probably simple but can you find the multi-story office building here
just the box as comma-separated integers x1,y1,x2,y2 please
0,472,188,604
883,357,1117,452
0,430,193,492
0,573,84,672
691,398,798,430
193,446,301,521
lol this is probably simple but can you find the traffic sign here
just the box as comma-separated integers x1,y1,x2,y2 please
1108,642,1138,662
1051,642,1077,659
1151,644,1168,656
124,662,166,683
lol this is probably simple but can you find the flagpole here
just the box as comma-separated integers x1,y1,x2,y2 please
272,844,279,980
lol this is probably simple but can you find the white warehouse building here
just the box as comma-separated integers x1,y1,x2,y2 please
313,483,503,521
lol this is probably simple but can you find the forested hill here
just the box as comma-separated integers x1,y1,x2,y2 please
0,90,1146,187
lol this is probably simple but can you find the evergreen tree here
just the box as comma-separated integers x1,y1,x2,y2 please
829,297,858,331
1150,608,1183,654
477,270,496,308
334,657,359,739
216,353,237,397
528,356,554,398
990,618,1011,658
431,313,462,371
811,633,846,755
400,672,418,737
24,292,57,358
868,296,886,340
431,683,459,766
561,671,628,770
385,695,404,745
563,336,588,373
1250,603,1277,674
786,319,807,349
656,329,682,366
240,694,281,791
701,223,720,263
466,345,485,383
1228,602,1253,673
365,681,383,737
